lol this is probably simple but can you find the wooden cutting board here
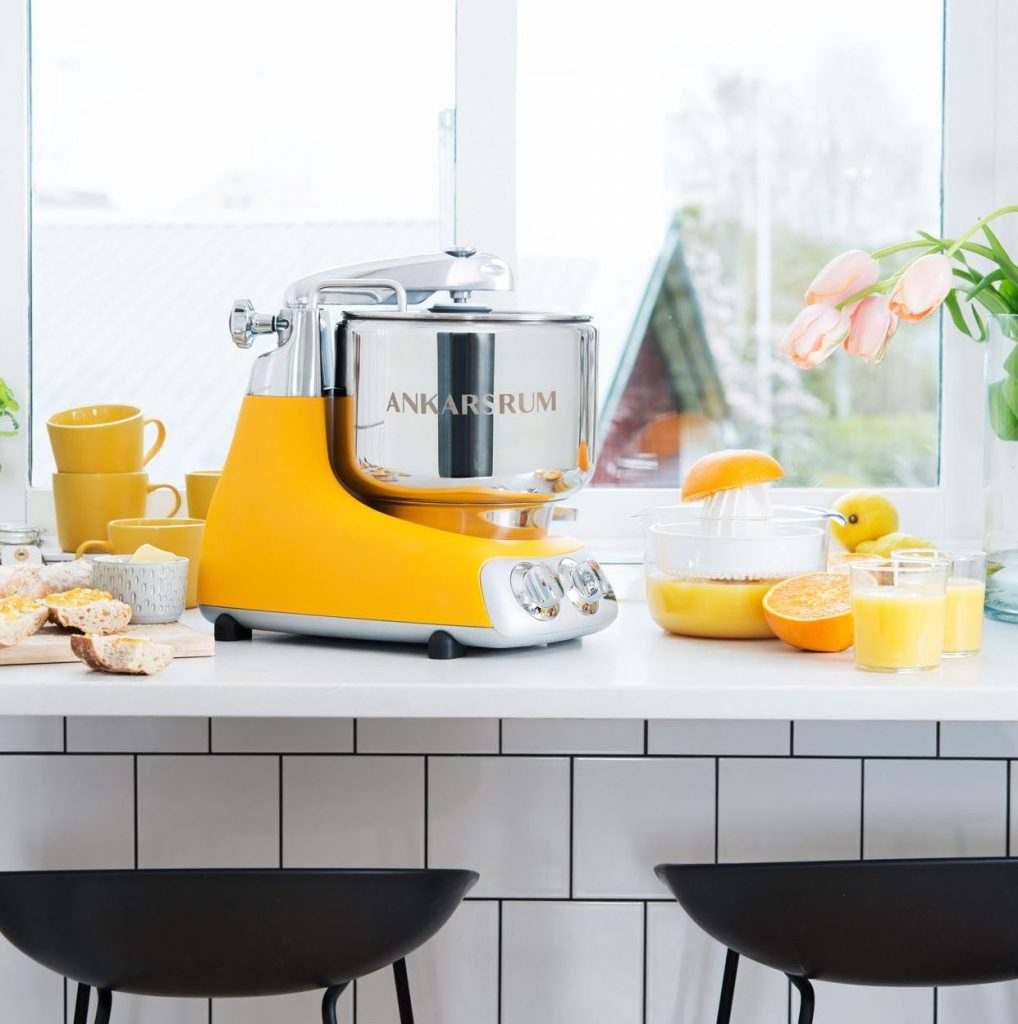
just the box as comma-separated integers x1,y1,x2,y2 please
0,622,215,666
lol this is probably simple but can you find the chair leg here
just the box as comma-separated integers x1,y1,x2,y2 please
72,983,91,1024
716,948,740,1024
788,975,815,1024
393,958,414,1024
93,988,112,1024
320,983,349,1024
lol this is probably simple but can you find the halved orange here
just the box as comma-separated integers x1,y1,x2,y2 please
681,449,784,502
762,572,853,653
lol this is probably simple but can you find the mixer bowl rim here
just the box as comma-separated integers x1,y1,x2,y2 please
342,309,592,324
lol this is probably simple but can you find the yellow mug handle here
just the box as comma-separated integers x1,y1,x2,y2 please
147,483,182,517
75,539,113,559
142,418,166,466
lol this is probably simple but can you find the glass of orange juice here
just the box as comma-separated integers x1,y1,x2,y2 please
892,549,987,657
849,558,949,673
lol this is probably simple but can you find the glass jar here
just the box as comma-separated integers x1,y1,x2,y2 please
985,315,1018,622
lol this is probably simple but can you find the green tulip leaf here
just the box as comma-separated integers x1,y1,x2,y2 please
989,379,1018,440
1001,280,1018,312
966,268,1006,300
1004,344,1018,379
984,224,1018,287
944,290,976,338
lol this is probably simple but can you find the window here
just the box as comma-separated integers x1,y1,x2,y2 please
2,0,1002,541
29,0,455,482
515,0,943,488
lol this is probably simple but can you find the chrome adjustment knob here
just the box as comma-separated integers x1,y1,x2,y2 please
558,557,613,615
230,300,288,349
510,562,565,620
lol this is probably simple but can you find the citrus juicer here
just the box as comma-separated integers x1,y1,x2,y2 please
634,452,845,638
198,249,618,657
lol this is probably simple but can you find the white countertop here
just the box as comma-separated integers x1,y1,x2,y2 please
0,599,1017,720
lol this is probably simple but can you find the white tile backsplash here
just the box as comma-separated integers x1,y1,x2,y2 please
573,758,714,898
502,902,644,1024
282,756,424,867
649,720,791,756
938,982,1018,1024
0,716,62,751
502,718,644,754
718,758,861,863
67,716,208,752
939,722,1018,758
0,716,1010,1024
793,721,936,757
355,718,498,754
428,756,570,897
137,756,279,868
646,902,789,1024
212,717,353,753
806,982,933,1024
355,901,499,1024
864,760,1007,858
0,754,133,868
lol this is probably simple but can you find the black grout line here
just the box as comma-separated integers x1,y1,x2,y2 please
423,757,430,869
568,757,575,899
207,718,212,753
643,720,649,755
352,718,358,754
933,985,938,1023
207,996,212,1024
641,900,648,1024
352,978,357,1023
1007,759,1013,857
789,720,795,755
132,754,139,869
496,900,503,1024
63,977,67,1024
278,755,284,867
498,719,503,754
714,757,720,863
859,759,866,860
936,722,941,756
62,716,67,753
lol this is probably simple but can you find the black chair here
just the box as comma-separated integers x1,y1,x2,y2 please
0,868,477,1023
656,858,1018,1024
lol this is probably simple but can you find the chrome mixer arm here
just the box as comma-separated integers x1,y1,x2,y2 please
283,248,513,307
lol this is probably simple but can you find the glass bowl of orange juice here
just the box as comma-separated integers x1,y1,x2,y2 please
634,506,834,639
891,548,987,657
849,558,949,673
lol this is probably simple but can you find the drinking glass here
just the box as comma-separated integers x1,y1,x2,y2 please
892,549,987,657
849,558,949,673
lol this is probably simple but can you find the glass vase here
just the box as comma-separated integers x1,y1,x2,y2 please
985,314,1018,622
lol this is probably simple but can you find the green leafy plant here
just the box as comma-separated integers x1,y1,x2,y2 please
0,379,19,438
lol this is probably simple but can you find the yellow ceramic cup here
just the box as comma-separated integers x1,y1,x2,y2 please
47,404,166,473
185,470,222,520
76,518,205,608
53,472,181,555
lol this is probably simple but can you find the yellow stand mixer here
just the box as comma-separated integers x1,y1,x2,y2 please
199,249,617,657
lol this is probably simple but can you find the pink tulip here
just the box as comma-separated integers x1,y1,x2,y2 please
805,249,880,310
887,253,954,322
844,295,898,365
780,304,852,369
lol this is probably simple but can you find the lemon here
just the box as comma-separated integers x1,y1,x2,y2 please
855,532,934,558
831,490,899,551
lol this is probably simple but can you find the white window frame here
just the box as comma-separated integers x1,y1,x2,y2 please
0,0,1011,548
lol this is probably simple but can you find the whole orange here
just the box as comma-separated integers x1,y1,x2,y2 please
763,572,853,653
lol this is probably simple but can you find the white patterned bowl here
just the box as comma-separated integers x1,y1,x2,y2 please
91,556,188,624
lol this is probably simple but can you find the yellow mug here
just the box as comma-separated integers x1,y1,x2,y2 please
185,470,222,520
76,518,205,608
48,404,166,473
53,472,181,554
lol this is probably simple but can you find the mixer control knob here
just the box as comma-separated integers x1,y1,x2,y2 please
510,562,564,620
558,557,613,614
230,300,286,349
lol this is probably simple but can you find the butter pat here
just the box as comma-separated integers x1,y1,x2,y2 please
130,544,177,564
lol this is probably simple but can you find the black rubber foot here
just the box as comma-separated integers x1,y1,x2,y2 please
428,630,467,659
215,614,253,641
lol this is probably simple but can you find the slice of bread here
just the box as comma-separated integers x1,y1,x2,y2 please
0,596,49,647
0,561,93,600
71,634,173,676
45,588,131,635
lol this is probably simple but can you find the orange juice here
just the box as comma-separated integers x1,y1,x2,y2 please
852,588,946,671
944,577,985,656
646,574,778,639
